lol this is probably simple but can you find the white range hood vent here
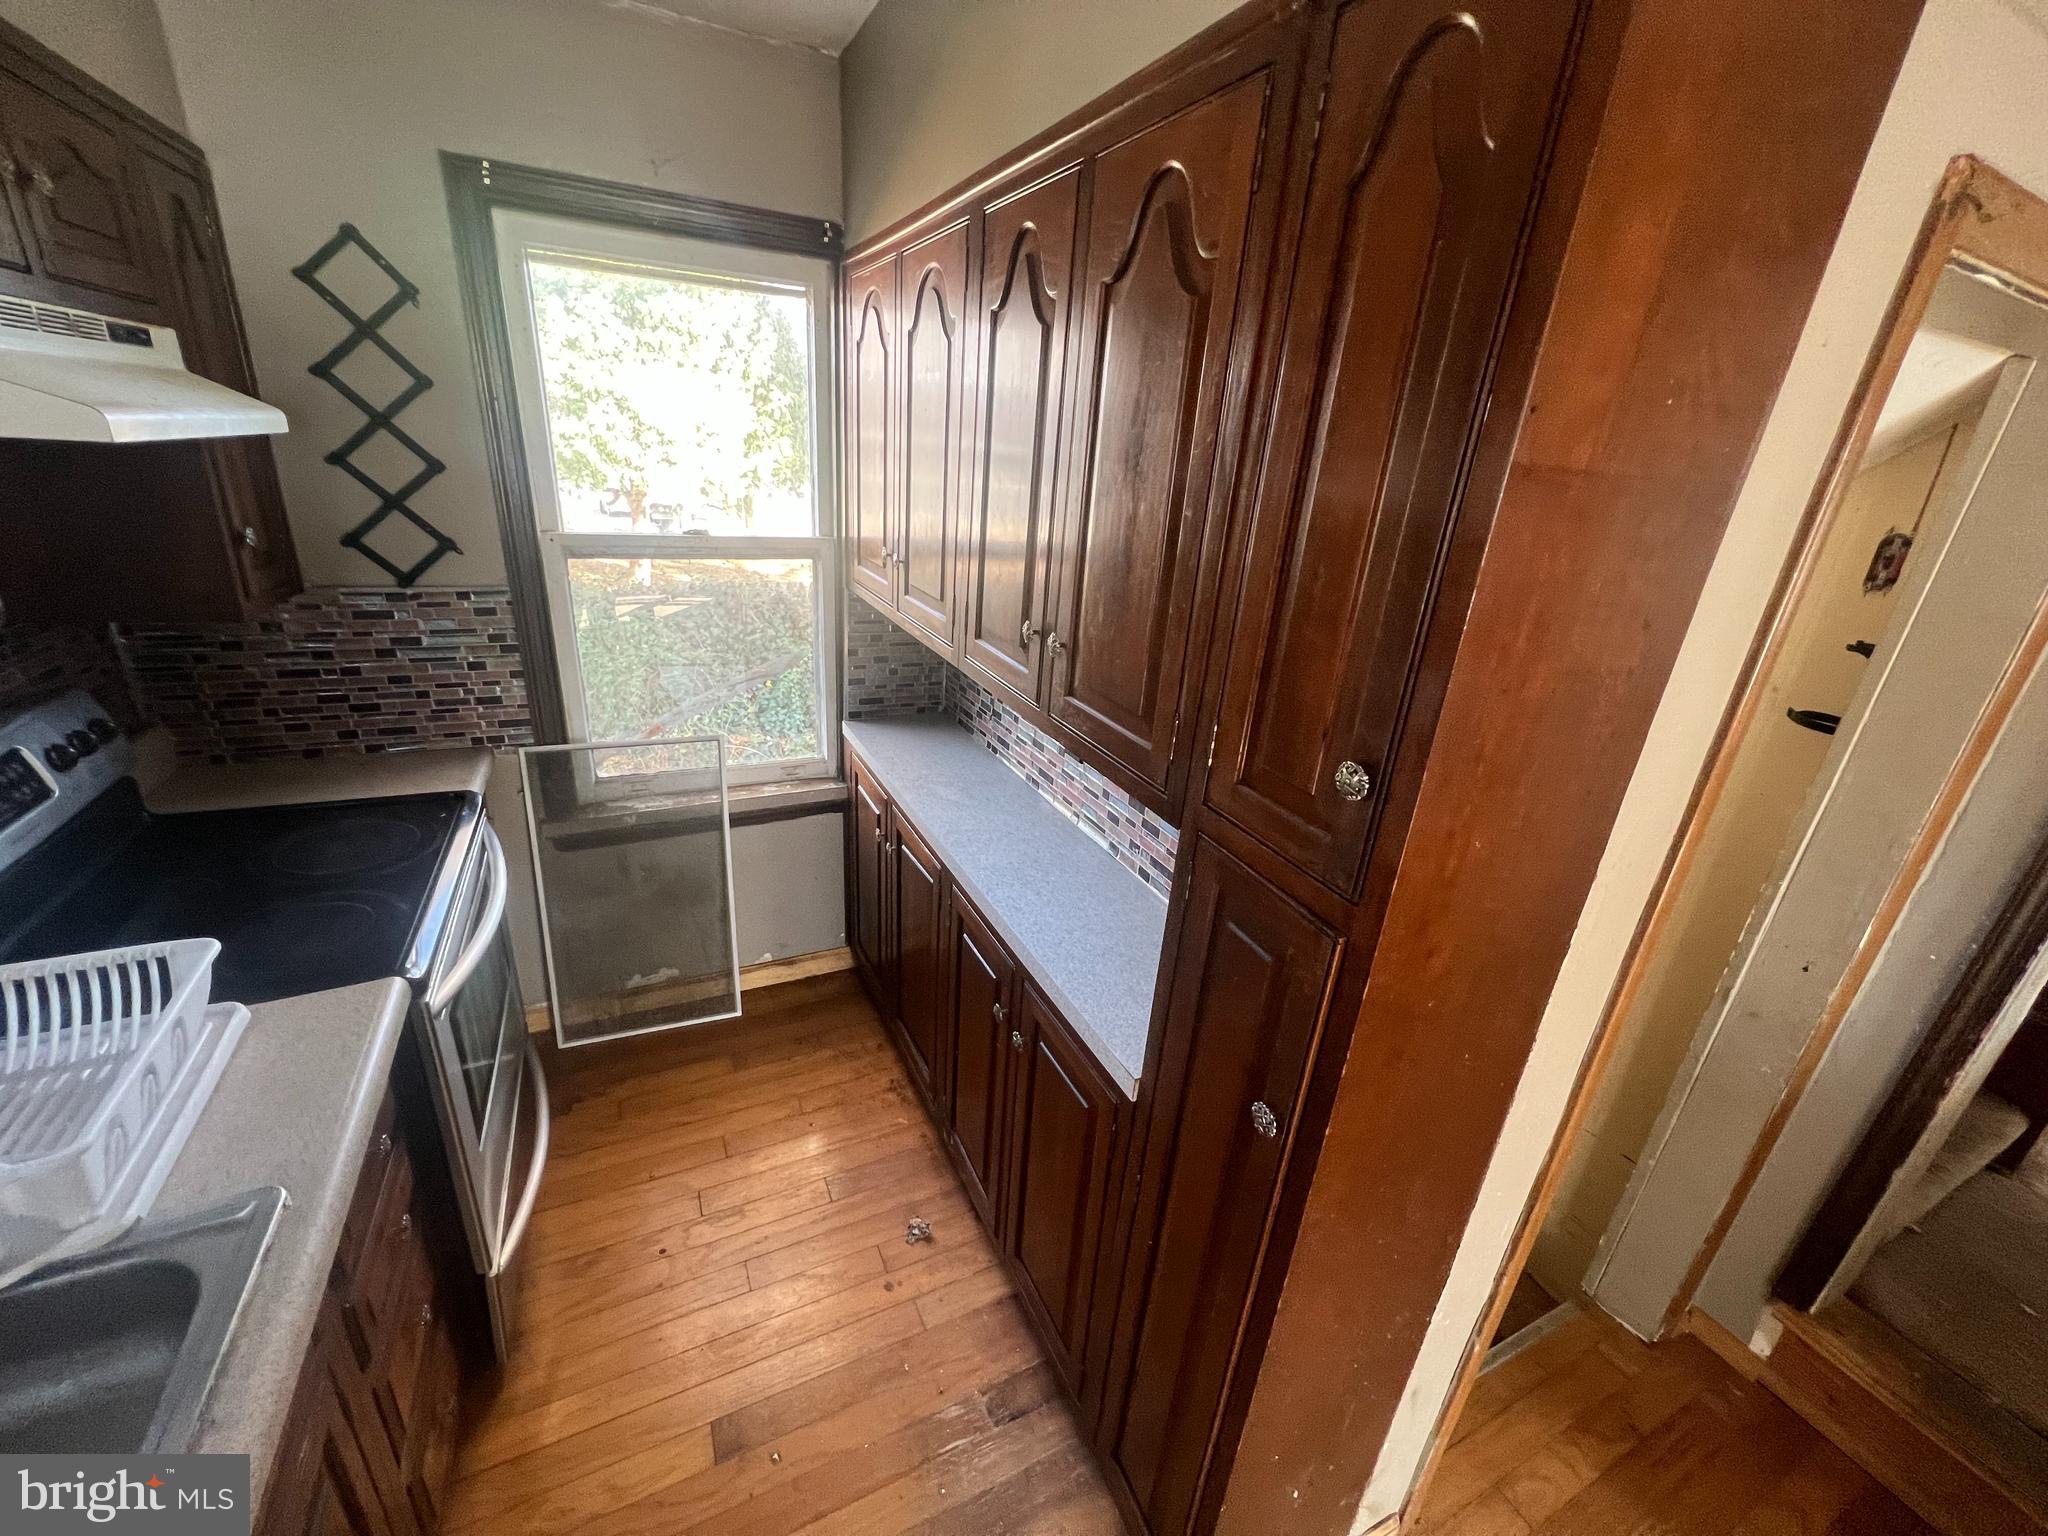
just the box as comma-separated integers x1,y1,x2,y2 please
0,296,287,442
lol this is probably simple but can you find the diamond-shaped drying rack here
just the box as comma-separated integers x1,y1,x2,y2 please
293,223,460,585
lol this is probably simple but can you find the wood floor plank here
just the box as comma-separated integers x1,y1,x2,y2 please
452,984,1122,1536
1418,1306,1936,1536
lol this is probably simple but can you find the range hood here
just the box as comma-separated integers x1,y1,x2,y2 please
0,296,287,442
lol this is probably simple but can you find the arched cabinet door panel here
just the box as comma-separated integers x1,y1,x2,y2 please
898,218,972,647
1204,0,1580,896
1045,71,1271,809
960,164,1083,712
845,250,899,608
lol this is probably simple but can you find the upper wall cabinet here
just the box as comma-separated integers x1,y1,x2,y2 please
0,64,155,301
1203,0,1580,897
845,248,899,609
0,20,300,622
896,217,972,648
959,163,1083,713
1044,72,1271,811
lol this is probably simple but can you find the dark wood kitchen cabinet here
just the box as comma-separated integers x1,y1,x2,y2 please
889,808,948,1107
261,1091,471,1536
896,216,972,648
0,18,300,623
1204,0,1581,897
840,0,1589,1525
1043,70,1270,811
844,747,1128,1411
0,62,155,301
958,162,1083,712
1004,980,1123,1400
847,753,892,995
844,247,898,609
944,887,1016,1229
1100,839,1341,1536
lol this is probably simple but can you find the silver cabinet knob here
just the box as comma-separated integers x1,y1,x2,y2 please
1333,761,1373,801
377,1132,392,1156
26,165,53,199
992,1001,1007,1025
398,1212,412,1234
1011,1029,1025,1052
1020,620,1040,647
242,525,260,548
1250,1100,1279,1139
1046,633,1067,656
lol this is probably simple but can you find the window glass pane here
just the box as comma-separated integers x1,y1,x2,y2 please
567,557,820,768
528,258,815,537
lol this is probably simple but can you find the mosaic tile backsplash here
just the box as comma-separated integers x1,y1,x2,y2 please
946,667,1180,897
120,588,532,762
0,622,142,729
843,596,948,718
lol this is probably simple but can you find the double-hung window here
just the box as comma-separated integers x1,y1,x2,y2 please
494,209,838,786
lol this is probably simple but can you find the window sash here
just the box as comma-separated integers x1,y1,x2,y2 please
493,207,839,788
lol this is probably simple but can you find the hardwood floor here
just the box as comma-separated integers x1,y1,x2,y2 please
444,972,1123,1536
1410,1304,1940,1536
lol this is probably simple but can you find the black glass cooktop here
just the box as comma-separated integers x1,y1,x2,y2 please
0,783,477,1004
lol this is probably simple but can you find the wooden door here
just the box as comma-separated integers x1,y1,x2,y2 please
1046,74,1270,806
1004,983,1123,1396
137,148,299,608
1106,837,1341,1536
847,757,891,995
844,249,898,607
946,891,1015,1228
0,68,153,299
1205,0,1579,896
896,217,971,646
959,164,1083,710
890,810,948,1107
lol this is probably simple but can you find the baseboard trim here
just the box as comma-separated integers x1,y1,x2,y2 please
523,946,854,1033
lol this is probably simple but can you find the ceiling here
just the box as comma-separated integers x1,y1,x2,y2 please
590,0,882,55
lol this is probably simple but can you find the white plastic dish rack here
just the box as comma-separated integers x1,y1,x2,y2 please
0,938,248,1287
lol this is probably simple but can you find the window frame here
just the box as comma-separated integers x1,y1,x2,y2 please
491,206,840,788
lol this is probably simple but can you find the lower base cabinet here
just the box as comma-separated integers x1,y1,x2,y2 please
946,891,1015,1229
260,1090,470,1536
1099,838,1341,1536
1005,981,1124,1400
847,749,1129,1437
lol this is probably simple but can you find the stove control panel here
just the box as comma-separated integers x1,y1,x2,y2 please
0,691,135,871
0,746,55,832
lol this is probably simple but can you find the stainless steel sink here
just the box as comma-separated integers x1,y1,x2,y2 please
0,1186,285,1454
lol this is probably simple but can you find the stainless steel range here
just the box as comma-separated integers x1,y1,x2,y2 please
0,691,546,1358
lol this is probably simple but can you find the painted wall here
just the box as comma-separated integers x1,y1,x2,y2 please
1363,0,2048,1518
838,0,1239,241
0,0,185,130
151,0,841,588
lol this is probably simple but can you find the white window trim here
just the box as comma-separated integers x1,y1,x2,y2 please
492,207,840,788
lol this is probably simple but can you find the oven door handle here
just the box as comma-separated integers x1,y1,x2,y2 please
491,1034,550,1276
429,822,508,1016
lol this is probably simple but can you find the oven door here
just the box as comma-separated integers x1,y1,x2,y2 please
418,820,548,1358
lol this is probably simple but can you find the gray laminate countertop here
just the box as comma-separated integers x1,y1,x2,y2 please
842,717,1166,1097
141,739,494,813
149,978,411,1508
